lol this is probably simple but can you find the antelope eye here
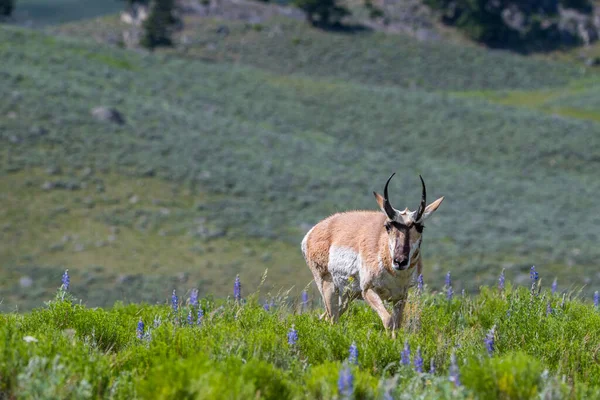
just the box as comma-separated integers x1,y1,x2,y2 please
384,223,391,231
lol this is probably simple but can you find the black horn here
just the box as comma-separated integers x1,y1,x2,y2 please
415,175,427,222
383,173,397,220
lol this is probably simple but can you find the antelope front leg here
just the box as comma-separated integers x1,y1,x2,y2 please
362,289,392,332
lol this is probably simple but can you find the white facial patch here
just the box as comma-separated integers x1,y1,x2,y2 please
409,238,421,260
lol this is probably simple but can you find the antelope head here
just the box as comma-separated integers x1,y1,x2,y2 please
373,173,444,271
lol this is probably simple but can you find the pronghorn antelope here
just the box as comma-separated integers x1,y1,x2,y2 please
301,173,444,334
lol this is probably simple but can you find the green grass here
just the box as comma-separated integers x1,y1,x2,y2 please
2,24,600,311
2,277,600,399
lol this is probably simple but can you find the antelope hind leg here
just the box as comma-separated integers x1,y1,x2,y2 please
322,276,340,324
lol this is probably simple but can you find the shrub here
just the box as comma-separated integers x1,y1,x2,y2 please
140,0,177,50
293,0,350,28
0,0,14,17
561,0,593,12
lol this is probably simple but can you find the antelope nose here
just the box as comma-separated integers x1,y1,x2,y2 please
393,257,408,270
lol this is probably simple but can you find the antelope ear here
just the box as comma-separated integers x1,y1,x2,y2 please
373,191,387,215
421,197,444,220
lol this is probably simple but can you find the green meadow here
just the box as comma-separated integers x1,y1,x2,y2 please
2,0,600,397
2,20,600,311
2,271,600,399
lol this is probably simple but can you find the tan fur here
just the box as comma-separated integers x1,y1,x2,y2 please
301,193,443,336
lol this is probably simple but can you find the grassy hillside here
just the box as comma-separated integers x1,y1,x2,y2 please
2,22,600,311
2,273,600,399
52,15,589,91
10,0,123,27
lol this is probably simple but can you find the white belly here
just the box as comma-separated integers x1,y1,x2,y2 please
328,246,362,294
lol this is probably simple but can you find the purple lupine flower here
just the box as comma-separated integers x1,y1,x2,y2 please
263,300,270,311
349,342,358,365
445,272,451,287
414,347,424,373
401,340,411,366
498,269,505,291
338,364,354,399
171,290,178,312
197,307,204,326
429,358,436,374
530,266,539,295
484,327,495,356
446,285,454,301
287,325,298,346
190,288,198,307
302,290,309,310
551,278,557,295
594,291,599,308
136,319,144,340
449,351,460,387
187,310,193,325
417,274,424,293
546,301,552,316
234,275,241,302
61,269,70,291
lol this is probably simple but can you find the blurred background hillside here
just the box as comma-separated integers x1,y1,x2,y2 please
1,0,600,311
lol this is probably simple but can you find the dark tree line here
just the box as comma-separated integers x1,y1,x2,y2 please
425,0,594,48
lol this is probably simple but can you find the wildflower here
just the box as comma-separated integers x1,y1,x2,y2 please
197,307,204,326
417,274,424,293
414,347,424,373
449,351,460,387
446,285,454,301
401,340,411,366
498,269,505,291
61,269,70,291
551,278,557,295
171,290,178,312
338,364,354,399
302,290,309,310
445,271,453,300
546,300,552,316
263,300,270,311
287,325,298,346
349,342,358,365
530,266,539,295
136,319,144,340
187,310,193,325
190,288,198,307
234,275,241,302
429,358,436,374
484,326,495,356
153,315,162,328
595,291,599,308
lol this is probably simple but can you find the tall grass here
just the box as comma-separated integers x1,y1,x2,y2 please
2,269,600,399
